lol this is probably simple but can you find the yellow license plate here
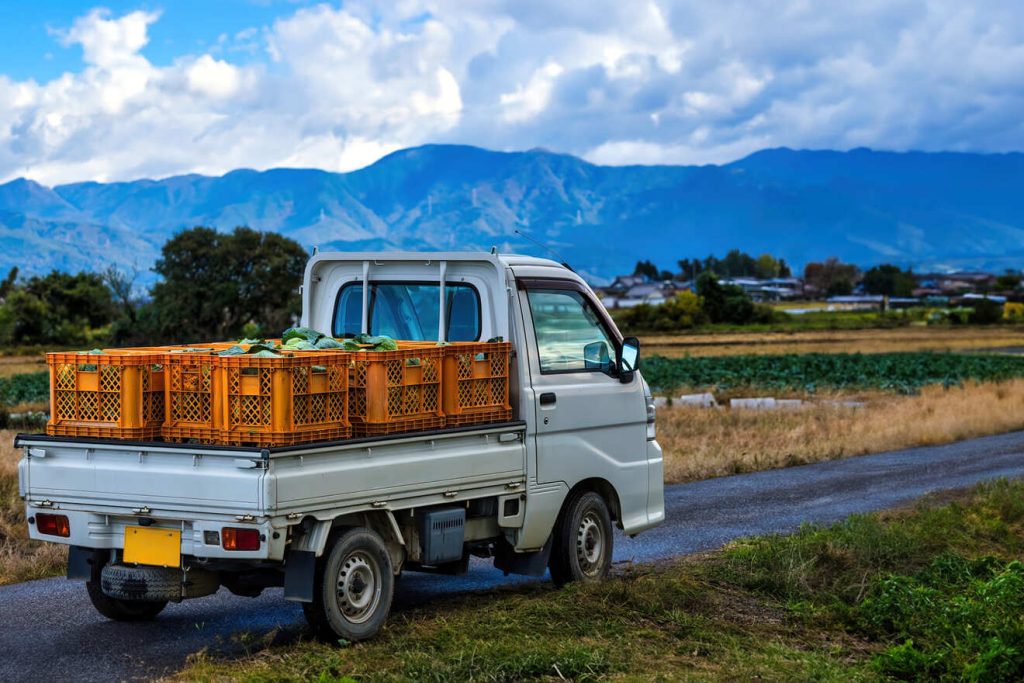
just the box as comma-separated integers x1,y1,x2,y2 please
123,526,181,567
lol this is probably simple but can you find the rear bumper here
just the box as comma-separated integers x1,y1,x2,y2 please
25,505,287,561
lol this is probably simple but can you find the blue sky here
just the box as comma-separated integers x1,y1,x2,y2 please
1,1,1022,185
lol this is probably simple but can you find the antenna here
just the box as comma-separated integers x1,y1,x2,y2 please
514,228,575,273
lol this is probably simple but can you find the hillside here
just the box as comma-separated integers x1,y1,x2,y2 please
2,145,1023,281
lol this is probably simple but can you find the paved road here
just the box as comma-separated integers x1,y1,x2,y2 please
4,430,1024,682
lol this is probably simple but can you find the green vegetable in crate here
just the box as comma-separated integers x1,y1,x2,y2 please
283,337,318,351
373,337,398,351
218,342,282,357
315,337,345,349
282,326,325,344
235,338,266,345
341,339,363,351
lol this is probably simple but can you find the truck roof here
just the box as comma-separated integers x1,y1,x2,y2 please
308,250,562,269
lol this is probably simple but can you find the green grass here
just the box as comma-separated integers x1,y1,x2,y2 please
174,480,1024,682
641,352,1024,394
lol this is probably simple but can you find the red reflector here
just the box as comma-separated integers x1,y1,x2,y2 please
222,527,260,551
37,513,70,537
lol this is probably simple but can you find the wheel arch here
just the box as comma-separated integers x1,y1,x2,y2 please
292,510,406,572
564,477,622,528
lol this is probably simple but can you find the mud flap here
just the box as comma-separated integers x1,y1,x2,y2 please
67,546,104,581
494,535,553,577
283,550,316,603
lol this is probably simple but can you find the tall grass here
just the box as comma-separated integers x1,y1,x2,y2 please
0,430,66,584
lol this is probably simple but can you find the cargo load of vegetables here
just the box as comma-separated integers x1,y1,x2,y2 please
45,326,513,446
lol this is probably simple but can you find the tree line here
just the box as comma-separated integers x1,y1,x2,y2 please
0,227,308,348
633,251,1023,298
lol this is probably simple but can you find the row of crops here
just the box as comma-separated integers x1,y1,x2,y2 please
0,372,48,409
641,353,1024,394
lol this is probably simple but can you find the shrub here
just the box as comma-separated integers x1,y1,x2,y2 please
969,299,1004,325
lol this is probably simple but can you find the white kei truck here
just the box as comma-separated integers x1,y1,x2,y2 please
16,251,665,641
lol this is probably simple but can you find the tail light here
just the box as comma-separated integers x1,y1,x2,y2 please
36,513,70,537
222,527,260,551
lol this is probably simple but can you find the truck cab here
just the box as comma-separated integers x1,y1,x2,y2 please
17,251,664,641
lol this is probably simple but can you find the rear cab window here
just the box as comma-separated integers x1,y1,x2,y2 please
332,282,481,341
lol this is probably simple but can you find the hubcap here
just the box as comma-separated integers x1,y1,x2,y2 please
576,511,605,576
335,550,381,623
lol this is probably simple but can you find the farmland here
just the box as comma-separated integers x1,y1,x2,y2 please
641,325,1024,357
642,351,1024,395
658,380,1024,482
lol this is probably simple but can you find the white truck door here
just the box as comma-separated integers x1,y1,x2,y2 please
515,277,651,532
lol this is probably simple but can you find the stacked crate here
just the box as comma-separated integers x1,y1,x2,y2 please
347,346,445,437
47,350,166,441
45,339,514,445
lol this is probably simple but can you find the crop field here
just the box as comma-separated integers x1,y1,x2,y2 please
642,326,1024,357
0,372,47,412
176,480,1024,682
642,351,1024,395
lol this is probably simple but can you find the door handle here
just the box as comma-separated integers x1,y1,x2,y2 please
539,392,557,405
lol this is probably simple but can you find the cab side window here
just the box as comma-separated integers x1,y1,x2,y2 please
526,288,615,373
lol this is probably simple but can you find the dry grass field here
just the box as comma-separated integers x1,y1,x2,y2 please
0,429,66,584
0,354,46,378
643,326,1024,357
659,380,1024,482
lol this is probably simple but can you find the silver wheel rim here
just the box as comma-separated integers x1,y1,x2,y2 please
335,550,382,624
576,511,605,576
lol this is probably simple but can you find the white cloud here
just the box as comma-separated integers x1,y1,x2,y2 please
499,61,564,122
1,1,1023,185
186,55,241,99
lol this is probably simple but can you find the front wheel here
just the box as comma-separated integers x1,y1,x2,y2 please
86,580,167,621
303,527,394,642
549,490,614,586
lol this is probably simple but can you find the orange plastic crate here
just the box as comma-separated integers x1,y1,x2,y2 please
348,347,445,437
216,352,350,447
440,342,513,426
47,350,166,440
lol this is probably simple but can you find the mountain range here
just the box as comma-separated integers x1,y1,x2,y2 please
2,144,1023,284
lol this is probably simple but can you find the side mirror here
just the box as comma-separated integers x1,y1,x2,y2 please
584,341,611,371
618,337,640,382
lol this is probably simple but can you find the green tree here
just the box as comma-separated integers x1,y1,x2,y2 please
995,271,1021,291
696,272,755,324
618,291,707,332
3,270,116,345
755,254,781,279
147,226,308,342
863,264,916,297
632,260,660,280
804,258,859,297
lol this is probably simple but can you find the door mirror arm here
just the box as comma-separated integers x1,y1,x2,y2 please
617,337,640,383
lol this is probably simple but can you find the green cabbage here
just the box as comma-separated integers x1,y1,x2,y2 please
315,337,345,349
282,326,325,344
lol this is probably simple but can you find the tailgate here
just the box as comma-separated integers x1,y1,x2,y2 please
18,436,267,517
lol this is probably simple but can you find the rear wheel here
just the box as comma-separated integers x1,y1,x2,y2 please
86,580,167,621
549,490,613,586
303,527,394,642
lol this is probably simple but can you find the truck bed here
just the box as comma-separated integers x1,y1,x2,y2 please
16,422,527,559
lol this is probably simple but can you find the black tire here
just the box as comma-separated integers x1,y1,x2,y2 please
86,580,167,621
302,527,394,642
549,490,614,587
